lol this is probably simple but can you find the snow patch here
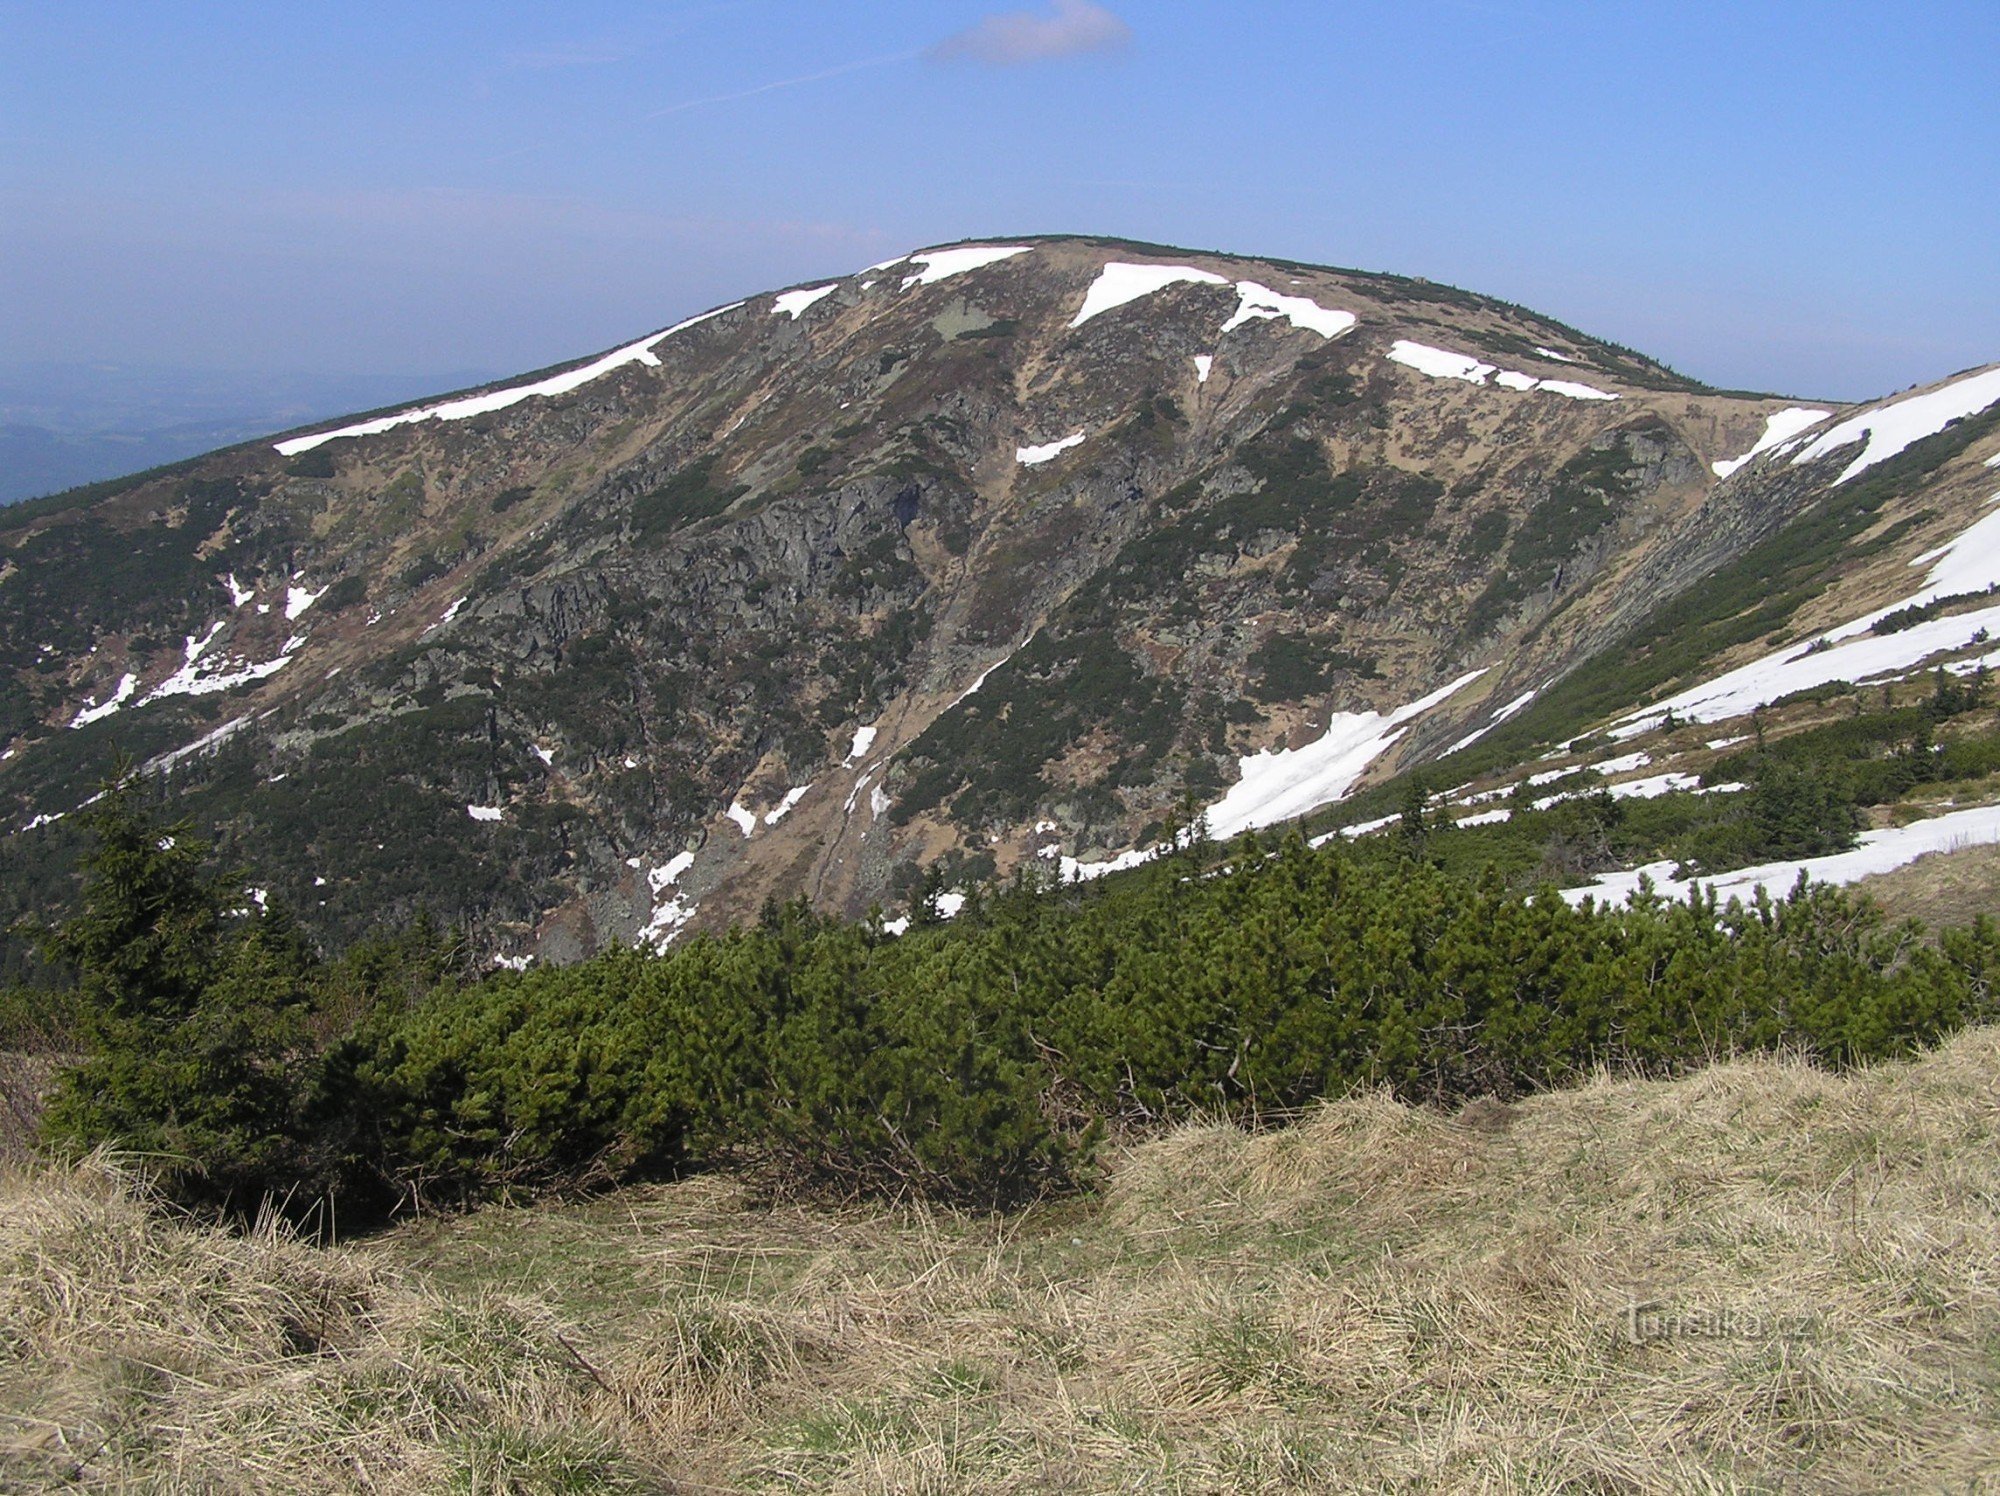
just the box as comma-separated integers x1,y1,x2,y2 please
1534,346,1577,363
1219,281,1356,340
467,804,503,822
648,851,696,894
70,672,137,729
725,801,757,838
1456,808,1513,828
274,301,744,455
1389,341,1494,384
531,745,554,766
1608,771,1703,801
146,717,248,775
1193,355,1213,383
1441,686,1539,755
1591,750,1653,776
1494,370,1538,392
285,582,326,621
1611,500,2000,735
845,724,878,763
772,283,840,319
142,623,302,703
899,245,1031,290
1536,379,1620,402
1791,367,2000,485
225,574,255,609
1059,847,1156,883
493,954,532,972
1205,670,1488,841
1565,802,2000,908
1327,813,1401,842
1017,431,1086,465
1712,407,1833,478
1070,263,1227,328
950,652,1016,709
763,785,810,826
869,784,890,819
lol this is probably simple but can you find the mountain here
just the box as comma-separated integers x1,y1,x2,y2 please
2,236,1997,969
0,363,500,506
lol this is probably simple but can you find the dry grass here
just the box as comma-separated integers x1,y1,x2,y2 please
10,1032,2000,1492
1852,840,2000,929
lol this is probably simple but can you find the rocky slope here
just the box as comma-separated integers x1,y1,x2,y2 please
3,236,1997,965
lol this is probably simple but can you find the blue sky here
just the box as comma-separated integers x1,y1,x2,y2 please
4,1,1996,401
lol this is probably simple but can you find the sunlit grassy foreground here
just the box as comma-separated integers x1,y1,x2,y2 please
8,1029,2000,1492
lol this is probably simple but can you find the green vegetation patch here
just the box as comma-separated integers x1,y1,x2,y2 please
630,458,748,541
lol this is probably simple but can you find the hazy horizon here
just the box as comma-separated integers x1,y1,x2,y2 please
7,1,1998,413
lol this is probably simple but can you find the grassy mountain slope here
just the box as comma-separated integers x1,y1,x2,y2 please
9,1028,2000,1491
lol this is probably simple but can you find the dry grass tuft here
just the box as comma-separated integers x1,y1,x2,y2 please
10,1033,2000,1491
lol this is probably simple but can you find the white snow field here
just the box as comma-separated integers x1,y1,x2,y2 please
1016,431,1086,465
1712,407,1833,478
772,283,840,319
285,581,326,621
725,801,758,838
1070,263,1229,327
898,245,1031,289
1205,670,1488,842
139,622,305,704
1613,492,2000,736
466,805,503,823
1193,355,1214,383
640,851,699,950
274,303,744,456
1069,263,1357,344
1389,340,1495,384
763,785,810,825
1441,686,1540,755
1790,366,2000,485
1219,281,1357,339
1563,802,2000,909
845,725,878,763
70,672,138,728
1388,341,1617,400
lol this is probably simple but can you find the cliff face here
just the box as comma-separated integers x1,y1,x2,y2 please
4,235,1994,963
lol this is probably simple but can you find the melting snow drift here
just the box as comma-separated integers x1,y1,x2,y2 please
772,283,840,319
275,302,745,455
1389,341,1616,400
898,245,1031,289
1071,263,1228,327
1712,407,1833,478
1205,671,1488,841
1790,367,2000,485
1017,431,1086,465
1565,802,2000,909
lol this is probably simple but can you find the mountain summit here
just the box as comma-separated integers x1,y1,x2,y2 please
5,237,1998,964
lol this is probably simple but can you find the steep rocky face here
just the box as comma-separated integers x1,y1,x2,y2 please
2,235,1993,966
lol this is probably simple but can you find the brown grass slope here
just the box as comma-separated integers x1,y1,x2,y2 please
8,1030,2000,1492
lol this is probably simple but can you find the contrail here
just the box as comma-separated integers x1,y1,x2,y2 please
645,50,920,119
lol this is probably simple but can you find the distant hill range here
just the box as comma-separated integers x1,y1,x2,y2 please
3,237,1997,968
0,363,497,505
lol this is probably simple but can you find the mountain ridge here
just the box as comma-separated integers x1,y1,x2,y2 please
2,236,1996,970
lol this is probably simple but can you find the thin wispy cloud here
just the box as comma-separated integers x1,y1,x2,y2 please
645,51,919,120
503,44,637,72
928,0,1133,66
